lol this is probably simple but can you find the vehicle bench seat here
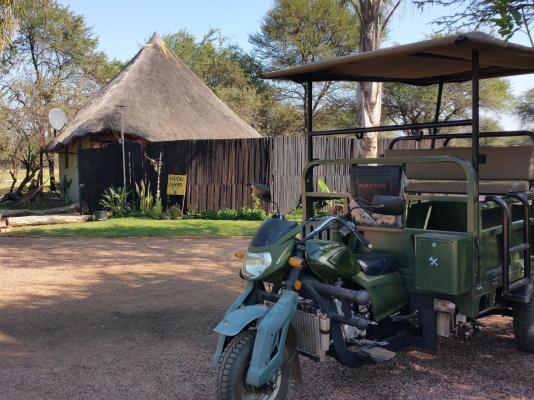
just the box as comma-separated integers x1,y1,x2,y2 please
384,145,533,194
354,252,398,276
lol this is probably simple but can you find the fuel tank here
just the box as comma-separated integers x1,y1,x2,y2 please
305,240,361,280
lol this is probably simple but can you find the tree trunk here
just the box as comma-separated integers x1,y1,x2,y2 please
7,214,91,227
8,170,17,193
38,148,44,187
356,0,384,158
2,202,78,218
47,153,56,191
357,80,382,157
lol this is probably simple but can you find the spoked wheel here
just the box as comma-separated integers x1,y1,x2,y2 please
216,330,290,400
513,300,534,353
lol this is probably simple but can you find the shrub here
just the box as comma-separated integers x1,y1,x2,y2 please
287,207,302,221
237,207,266,220
186,207,267,221
148,198,163,219
217,208,238,220
167,205,182,220
99,187,130,217
58,175,72,202
136,181,154,213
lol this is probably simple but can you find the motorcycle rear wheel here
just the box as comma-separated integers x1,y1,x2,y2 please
216,330,290,400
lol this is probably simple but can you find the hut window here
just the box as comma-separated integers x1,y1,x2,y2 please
64,147,69,169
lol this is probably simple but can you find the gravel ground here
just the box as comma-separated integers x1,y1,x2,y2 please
0,236,533,400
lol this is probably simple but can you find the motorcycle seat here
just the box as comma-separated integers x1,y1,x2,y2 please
354,252,397,276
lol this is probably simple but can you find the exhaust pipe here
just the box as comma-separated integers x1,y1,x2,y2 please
301,276,370,305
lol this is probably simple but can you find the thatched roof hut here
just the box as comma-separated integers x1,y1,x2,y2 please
52,32,260,150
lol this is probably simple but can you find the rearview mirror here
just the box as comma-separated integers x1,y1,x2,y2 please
252,184,272,203
372,195,404,216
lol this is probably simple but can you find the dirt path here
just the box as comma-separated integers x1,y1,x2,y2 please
1,237,533,400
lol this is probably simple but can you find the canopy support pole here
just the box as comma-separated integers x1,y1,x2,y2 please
306,81,313,163
472,50,480,177
471,50,481,240
431,80,444,149
304,81,314,215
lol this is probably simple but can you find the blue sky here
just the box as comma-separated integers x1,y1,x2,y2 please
61,0,533,128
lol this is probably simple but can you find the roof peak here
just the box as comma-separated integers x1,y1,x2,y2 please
148,32,164,46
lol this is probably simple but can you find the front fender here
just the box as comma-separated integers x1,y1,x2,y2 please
246,289,298,387
214,305,269,336
212,280,255,368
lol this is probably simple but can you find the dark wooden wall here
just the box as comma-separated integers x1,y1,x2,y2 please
145,139,270,211
78,137,438,213
78,143,146,213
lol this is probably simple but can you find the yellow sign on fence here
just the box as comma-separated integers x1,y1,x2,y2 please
167,174,187,196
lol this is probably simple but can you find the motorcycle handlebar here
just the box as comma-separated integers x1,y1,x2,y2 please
302,216,373,249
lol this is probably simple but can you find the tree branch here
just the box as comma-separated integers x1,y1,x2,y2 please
381,1,401,35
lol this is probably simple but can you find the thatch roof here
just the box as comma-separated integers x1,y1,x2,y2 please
52,33,260,149
262,32,534,86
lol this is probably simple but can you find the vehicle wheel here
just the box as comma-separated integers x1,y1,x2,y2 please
513,300,534,353
216,330,290,400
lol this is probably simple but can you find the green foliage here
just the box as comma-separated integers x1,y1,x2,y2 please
251,0,358,69
99,187,130,217
383,78,513,134
0,0,122,194
166,205,182,220
287,206,303,221
57,175,72,202
164,30,260,128
414,1,533,45
130,180,164,219
135,181,154,213
517,88,534,128
250,0,359,131
163,28,303,136
317,178,331,194
187,207,267,221
0,0,17,53
317,178,343,213
148,198,163,219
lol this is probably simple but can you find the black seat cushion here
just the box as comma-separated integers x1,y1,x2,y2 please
354,252,397,276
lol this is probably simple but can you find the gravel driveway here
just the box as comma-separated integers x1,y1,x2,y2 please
1,237,533,400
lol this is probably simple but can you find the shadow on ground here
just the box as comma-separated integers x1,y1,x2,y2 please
0,237,533,400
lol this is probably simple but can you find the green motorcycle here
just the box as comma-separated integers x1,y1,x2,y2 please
212,184,408,400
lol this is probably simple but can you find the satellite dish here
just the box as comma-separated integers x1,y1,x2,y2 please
48,108,68,130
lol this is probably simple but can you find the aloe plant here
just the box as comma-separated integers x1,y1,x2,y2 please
99,187,130,217
136,181,154,213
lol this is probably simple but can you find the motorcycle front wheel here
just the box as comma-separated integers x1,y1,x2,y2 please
216,330,290,400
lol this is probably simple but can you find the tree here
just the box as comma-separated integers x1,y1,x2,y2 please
383,78,519,145
383,79,513,128
164,30,263,127
415,1,534,46
517,88,534,128
344,1,401,158
250,0,359,132
0,0,18,53
0,0,121,198
164,29,303,136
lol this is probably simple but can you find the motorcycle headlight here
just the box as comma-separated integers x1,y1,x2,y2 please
241,252,272,280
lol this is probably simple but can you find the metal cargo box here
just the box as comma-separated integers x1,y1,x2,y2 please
415,232,473,295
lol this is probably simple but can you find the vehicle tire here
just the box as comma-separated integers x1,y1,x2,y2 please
216,330,290,400
513,300,534,353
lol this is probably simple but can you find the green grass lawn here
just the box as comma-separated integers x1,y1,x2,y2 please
8,217,262,237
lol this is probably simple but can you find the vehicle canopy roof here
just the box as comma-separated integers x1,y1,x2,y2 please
261,32,534,86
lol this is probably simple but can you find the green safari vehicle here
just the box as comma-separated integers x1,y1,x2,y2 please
212,32,534,400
